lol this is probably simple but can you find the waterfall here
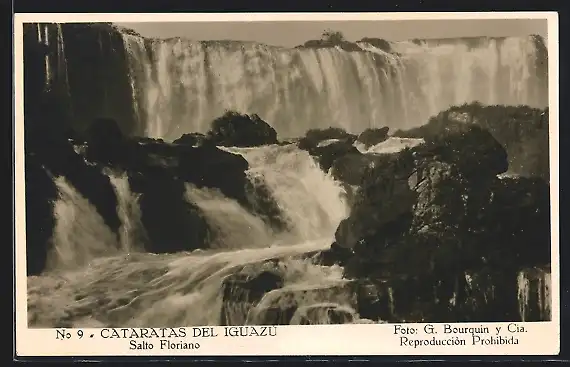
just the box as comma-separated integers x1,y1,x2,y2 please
120,34,547,141
517,268,551,322
32,23,70,96
46,176,120,271
28,145,351,327
24,24,551,328
184,184,276,250
222,144,349,240
107,171,146,252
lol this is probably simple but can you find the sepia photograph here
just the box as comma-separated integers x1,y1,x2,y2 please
14,12,558,356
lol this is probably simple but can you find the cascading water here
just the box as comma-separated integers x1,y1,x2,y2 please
45,176,120,271
27,145,351,327
517,268,552,322
221,144,350,241
120,33,547,141
184,184,277,250
31,23,70,95
24,23,551,327
107,171,146,252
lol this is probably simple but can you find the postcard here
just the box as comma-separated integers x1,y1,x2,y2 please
13,11,559,357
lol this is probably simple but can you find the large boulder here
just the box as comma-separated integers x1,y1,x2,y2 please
332,121,542,283
394,103,548,179
83,117,127,165
221,267,284,325
298,128,359,172
207,111,278,147
355,126,390,150
127,173,210,254
172,132,210,147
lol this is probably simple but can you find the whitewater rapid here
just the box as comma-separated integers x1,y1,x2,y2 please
28,145,351,327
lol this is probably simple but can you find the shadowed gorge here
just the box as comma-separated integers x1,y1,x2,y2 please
23,22,551,327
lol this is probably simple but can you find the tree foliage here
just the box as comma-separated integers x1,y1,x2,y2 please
321,29,346,44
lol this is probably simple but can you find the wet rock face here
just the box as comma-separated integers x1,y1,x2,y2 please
354,267,551,323
25,154,58,276
221,269,285,326
24,114,287,273
23,23,139,136
248,281,359,325
26,123,122,244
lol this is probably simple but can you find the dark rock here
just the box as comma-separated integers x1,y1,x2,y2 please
172,132,210,147
355,127,390,149
221,266,284,325
25,155,58,276
83,118,127,165
207,111,278,147
480,176,551,268
244,179,289,232
290,303,357,324
23,23,140,136
177,144,250,204
298,128,359,172
298,127,356,150
334,121,548,287
352,267,551,323
128,173,209,254
394,103,548,179
421,123,509,180
358,38,392,53
314,242,354,267
247,281,359,325
25,126,121,241
330,152,391,186
335,148,417,252
296,39,365,53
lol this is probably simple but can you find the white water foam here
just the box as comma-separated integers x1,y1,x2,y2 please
46,176,120,271
28,145,351,327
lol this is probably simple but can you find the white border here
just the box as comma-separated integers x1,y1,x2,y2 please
13,12,560,357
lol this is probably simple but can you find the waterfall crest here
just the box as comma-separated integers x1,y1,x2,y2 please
120,34,547,141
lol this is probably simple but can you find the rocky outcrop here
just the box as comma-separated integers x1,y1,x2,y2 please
355,267,551,323
394,103,549,179
221,268,284,325
207,111,278,147
355,127,390,149
24,115,286,274
318,121,551,322
23,23,139,136
297,128,359,172
247,280,359,325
